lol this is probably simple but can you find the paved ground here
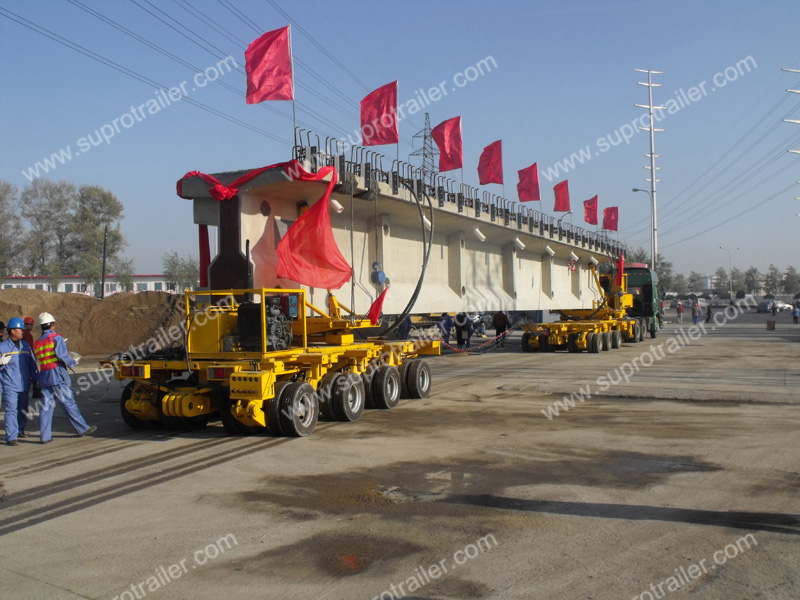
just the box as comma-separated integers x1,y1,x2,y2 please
0,308,798,600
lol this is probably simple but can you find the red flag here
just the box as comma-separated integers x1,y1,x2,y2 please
360,81,398,146
615,252,625,287
431,116,463,172
245,26,293,103
478,140,503,185
583,195,598,225
516,163,540,202
276,161,352,289
603,206,619,231
553,180,570,212
366,287,390,325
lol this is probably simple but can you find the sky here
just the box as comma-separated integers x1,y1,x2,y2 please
1,0,798,277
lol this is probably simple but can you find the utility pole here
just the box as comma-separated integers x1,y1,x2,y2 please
100,224,108,299
410,113,439,188
634,69,665,268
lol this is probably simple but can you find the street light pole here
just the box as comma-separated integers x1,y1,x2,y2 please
719,245,739,303
632,187,655,267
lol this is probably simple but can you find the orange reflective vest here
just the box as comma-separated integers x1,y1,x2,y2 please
33,333,62,372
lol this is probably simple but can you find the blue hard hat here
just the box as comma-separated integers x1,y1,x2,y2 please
7,317,24,330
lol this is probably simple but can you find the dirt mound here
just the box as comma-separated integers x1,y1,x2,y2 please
0,289,185,356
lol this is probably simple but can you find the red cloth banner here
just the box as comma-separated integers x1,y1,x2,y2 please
198,224,210,288
431,116,463,172
516,163,540,202
615,252,625,287
245,26,294,103
583,195,598,225
360,81,399,146
366,287,390,325
603,206,619,231
553,180,570,212
478,140,503,185
176,161,351,290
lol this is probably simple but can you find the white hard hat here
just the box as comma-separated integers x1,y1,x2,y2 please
38,312,56,326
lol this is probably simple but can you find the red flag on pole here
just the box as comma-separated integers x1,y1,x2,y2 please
366,287,390,325
615,252,625,287
360,81,398,146
245,26,294,103
516,163,540,202
276,161,352,289
553,180,570,212
603,206,619,231
431,116,463,172
583,195,598,225
478,141,503,185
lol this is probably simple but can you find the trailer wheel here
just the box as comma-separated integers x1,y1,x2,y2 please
601,331,611,351
567,334,579,353
120,382,158,429
279,382,318,437
521,332,532,352
586,332,601,353
317,372,341,421
266,380,292,435
398,362,410,398
332,373,366,422
611,330,622,349
406,359,432,399
538,334,551,352
371,365,401,409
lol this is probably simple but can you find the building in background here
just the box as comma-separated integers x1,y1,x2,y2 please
0,274,184,295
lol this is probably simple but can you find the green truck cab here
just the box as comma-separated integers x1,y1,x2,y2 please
624,263,664,338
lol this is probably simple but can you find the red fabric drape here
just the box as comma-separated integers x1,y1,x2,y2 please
366,287,390,325
431,116,463,172
516,163,540,202
177,160,351,290
198,224,210,288
245,26,294,103
583,195,598,225
603,206,619,231
553,180,570,212
615,253,625,287
477,140,503,185
360,81,398,146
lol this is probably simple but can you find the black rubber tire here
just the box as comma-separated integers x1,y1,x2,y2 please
521,331,532,352
362,370,376,409
279,381,318,437
567,334,579,353
406,359,432,399
332,373,365,422
538,334,551,352
638,318,646,342
601,331,611,351
370,365,401,409
631,321,640,342
611,330,622,349
588,332,601,354
316,372,341,421
398,361,410,399
120,382,158,429
266,380,292,435
650,321,658,338
220,398,257,435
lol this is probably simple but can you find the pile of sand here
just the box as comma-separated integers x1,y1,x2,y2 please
0,289,185,356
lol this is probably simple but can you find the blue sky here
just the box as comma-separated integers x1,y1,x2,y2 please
1,0,798,276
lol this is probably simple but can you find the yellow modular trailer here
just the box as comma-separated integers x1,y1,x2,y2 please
520,264,650,353
104,288,439,437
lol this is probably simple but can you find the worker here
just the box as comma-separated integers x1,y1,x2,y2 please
492,310,510,347
0,317,39,445
397,314,412,339
22,316,35,347
438,313,452,345
33,312,96,443
0,320,5,342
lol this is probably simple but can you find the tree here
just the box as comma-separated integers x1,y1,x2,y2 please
672,273,688,295
713,267,730,297
162,252,199,291
111,257,135,292
622,246,673,289
0,180,18,276
782,266,800,295
763,264,781,296
687,271,704,292
69,185,125,288
730,267,745,296
743,267,761,295
19,179,76,275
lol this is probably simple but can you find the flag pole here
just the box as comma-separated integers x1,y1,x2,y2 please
289,25,297,146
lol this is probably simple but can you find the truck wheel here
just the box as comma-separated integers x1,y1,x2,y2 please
316,372,341,421
371,365,401,409
220,398,257,435
567,334,579,353
586,332,600,353
279,382,318,437
120,382,158,429
406,359,432,399
538,334,550,352
650,321,658,338
601,331,611,351
332,373,365,422
638,319,646,342
521,332,532,352
611,330,622,349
